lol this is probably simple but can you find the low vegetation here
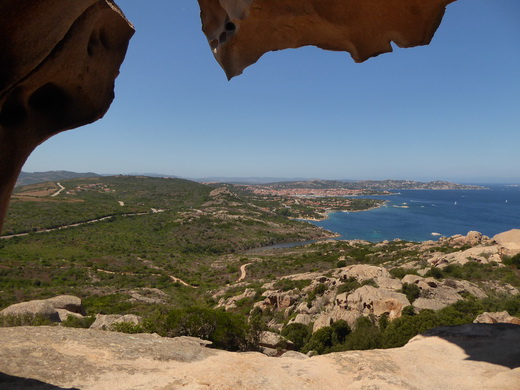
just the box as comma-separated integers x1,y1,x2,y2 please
1,176,519,356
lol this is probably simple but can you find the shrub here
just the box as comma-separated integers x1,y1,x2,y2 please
425,267,443,279
361,278,378,288
0,314,54,327
338,316,382,351
158,307,254,351
504,253,520,269
273,279,312,292
330,320,351,344
381,309,440,348
61,315,95,328
401,282,421,304
301,320,351,354
301,326,334,355
337,277,361,294
281,323,312,350
390,268,417,280
307,283,328,305
401,305,416,316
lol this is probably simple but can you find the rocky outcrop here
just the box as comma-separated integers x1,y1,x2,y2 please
198,0,457,79
337,264,402,290
401,274,487,311
346,285,410,319
258,331,295,356
494,229,520,255
0,324,519,389
89,313,142,330
0,0,133,232
474,311,520,325
429,245,501,267
0,295,85,322
0,300,60,323
312,307,361,332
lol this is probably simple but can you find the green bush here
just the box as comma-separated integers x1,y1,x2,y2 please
301,320,351,355
504,253,520,269
390,268,417,280
307,283,328,305
273,279,312,292
154,307,255,351
281,323,312,350
425,267,443,279
337,277,361,294
0,314,54,327
361,278,378,288
61,315,95,328
381,309,441,348
401,282,421,303
301,326,334,355
336,317,381,351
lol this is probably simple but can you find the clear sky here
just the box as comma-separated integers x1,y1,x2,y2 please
23,0,520,183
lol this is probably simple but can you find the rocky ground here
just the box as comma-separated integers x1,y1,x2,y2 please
0,324,519,390
1,229,519,389
214,230,520,341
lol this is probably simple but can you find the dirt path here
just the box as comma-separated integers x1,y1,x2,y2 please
0,212,149,239
51,182,65,197
237,263,252,282
136,257,197,288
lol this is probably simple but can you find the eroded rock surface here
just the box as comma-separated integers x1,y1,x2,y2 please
198,0,456,79
0,295,85,323
0,0,134,232
0,324,519,389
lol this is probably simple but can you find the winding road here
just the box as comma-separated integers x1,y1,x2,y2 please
0,212,148,239
236,263,252,282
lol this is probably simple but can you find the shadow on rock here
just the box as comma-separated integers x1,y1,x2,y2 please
421,323,520,369
0,372,79,390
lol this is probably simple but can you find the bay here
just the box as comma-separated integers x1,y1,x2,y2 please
311,185,520,242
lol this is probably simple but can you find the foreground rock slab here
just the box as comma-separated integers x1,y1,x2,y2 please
0,324,519,389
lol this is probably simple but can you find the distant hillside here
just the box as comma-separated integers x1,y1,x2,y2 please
264,179,486,190
195,177,310,184
16,170,101,187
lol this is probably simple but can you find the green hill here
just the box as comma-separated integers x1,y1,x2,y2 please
15,170,101,187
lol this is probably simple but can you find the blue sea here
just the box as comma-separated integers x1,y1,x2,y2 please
311,185,520,242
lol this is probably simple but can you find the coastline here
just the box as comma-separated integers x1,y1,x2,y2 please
295,201,388,222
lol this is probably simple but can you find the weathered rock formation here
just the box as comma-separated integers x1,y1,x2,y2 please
0,295,85,322
0,0,134,232
0,324,519,389
220,260,491,334
474,311,520,325
494,229,520,255
89,313,142,330
198,0,457,79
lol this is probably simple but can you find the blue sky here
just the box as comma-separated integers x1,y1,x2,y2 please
23,0,520,183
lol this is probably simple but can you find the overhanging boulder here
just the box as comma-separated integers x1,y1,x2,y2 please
198,0,457,79
0,0,134,232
